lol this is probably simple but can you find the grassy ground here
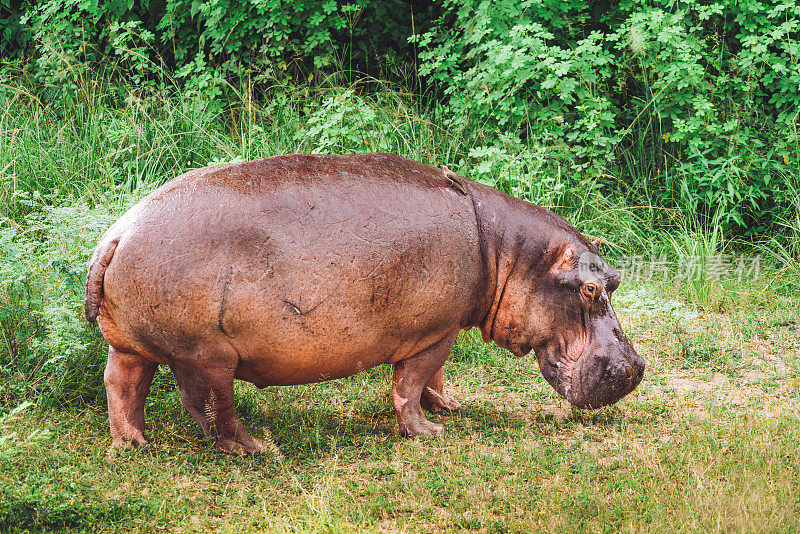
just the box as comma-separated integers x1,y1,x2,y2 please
2,277,799,533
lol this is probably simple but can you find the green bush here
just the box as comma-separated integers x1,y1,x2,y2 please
2,0,428,93
417,0,800,235
0,194,118,406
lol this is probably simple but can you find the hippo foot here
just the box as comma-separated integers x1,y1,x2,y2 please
399,417,444,439
110,430,149,450
216,435,271,455
421,387,461,413
108,434,149,456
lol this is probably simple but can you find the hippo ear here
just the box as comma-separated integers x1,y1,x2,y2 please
592,237,603,250
551,246,576,273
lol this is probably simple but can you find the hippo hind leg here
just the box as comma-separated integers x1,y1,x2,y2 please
105,347,158,450
421,367,461,414
393,332,458,438
171,346,268,455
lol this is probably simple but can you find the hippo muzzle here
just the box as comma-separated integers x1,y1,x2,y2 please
564,338,644,409
536,289,645,409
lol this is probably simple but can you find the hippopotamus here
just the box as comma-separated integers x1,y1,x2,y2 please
85,153,644,453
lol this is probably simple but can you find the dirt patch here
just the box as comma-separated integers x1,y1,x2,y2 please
747,337,792,374
667,372,729,394
377,518,400,533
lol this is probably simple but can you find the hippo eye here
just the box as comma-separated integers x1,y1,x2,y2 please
581,282,601,302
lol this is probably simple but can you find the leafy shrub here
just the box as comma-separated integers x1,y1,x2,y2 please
295,87,418,154
0,193,122,406
3,0,429,93
416,0,622,174
417,0,800,235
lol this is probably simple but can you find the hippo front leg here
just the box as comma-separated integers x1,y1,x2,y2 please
421,367,461,413
393,332,458,438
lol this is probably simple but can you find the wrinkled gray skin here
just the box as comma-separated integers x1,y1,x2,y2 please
85,153,644,453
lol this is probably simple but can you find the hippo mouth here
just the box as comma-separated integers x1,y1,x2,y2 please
538,335,644,409
566,351,644,409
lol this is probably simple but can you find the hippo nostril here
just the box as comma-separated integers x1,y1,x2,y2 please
625,365,633,379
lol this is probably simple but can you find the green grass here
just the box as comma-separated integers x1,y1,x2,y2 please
2,76,800,532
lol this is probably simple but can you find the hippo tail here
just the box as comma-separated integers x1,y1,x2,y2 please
84,239,119,323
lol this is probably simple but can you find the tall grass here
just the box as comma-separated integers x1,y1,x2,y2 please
666,209,727,308
0,71,653,228
759,177,800,294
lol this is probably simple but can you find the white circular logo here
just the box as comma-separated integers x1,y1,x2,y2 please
578,251,606,283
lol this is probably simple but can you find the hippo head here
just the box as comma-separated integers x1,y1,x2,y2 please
487,237,644,409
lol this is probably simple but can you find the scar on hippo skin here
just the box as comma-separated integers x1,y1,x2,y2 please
284,300,303,315
204,388,218,430
440,165,467,196
283,298,326,317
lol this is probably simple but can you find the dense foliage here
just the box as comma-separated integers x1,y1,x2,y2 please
418,0,800,232
2,0,798,233
1,0,428,91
